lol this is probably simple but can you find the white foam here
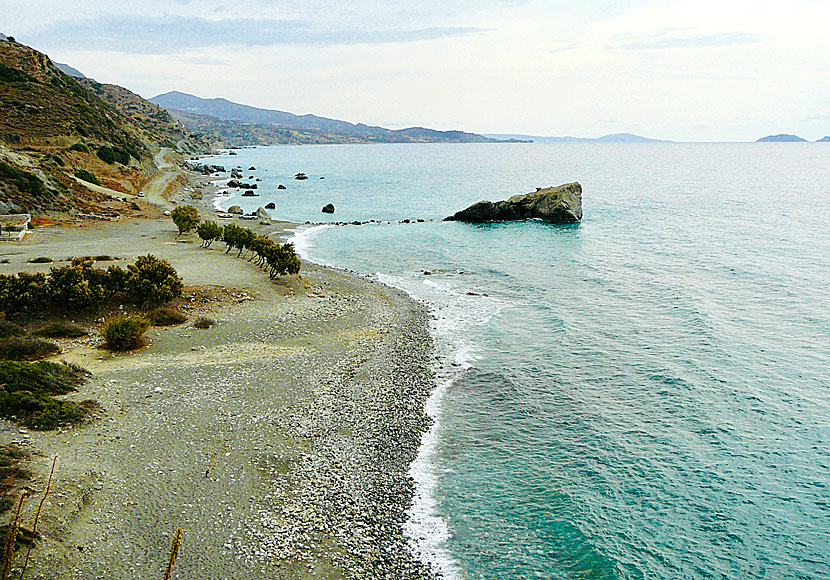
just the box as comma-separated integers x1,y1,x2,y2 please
376,271,504,579
287,224,334,266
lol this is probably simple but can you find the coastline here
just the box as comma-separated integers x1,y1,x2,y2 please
0,171,439,578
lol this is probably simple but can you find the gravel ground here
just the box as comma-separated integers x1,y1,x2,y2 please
0,213,439,579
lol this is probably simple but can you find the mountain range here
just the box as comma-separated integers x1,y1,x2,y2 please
151,91,517,145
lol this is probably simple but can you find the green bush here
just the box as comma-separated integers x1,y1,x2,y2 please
126,254,183,306
146,306,187,326
0,361,89,427
68,142,90,153
31,322,87,338
0,337,60,361
47,258,126,309
0,320,25,339
171,205,200,235
0,161,50,199
96,145,130,165
0,361,87,394
74,168,101,185
196,220,223,247
0,272,48,317
101,314,151,351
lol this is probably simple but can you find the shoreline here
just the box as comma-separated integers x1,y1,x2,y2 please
0,169,440,579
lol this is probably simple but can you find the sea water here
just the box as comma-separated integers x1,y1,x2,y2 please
204,143,830,579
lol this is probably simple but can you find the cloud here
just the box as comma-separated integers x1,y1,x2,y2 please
802,113,830,121
28,15,486,53
615,29,766,51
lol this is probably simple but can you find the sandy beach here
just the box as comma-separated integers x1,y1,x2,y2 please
0,186,437,578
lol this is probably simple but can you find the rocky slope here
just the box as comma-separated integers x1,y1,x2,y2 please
0,39,209,216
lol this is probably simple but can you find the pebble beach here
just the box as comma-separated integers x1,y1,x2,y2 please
0,185,439,579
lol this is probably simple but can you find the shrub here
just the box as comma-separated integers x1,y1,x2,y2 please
0,361,87,394
146,306,187,326
101,314,151,351
192,316,215,329
31,322,87,338
93,255,114,261
96,145,130,165
74,168,101,185
0,338,60,361
28,257,52,264
171,205,200,236
196,221,223,247
0,272,48,317
126,255,183,306
47,263,95,309
0,321,24,339
0,361,89,428
68,143,90,153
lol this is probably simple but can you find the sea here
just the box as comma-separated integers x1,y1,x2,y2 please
203,143,830,580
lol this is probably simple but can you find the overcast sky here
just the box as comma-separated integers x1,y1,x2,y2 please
3,0,828,141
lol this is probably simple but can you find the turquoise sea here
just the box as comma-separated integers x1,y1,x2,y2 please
205,143,830,580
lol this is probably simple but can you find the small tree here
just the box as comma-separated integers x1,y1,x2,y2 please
196,221,223,247
126,254,183,306
170,205,200,236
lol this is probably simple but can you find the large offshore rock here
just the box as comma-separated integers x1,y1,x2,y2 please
445,182,582,223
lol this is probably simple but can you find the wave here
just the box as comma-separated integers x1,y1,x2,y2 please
377,272,505,579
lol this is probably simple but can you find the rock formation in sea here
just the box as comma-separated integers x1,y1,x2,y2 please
322,203,335,214
444,182,582,223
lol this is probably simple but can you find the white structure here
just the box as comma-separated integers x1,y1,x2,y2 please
0,214,31,241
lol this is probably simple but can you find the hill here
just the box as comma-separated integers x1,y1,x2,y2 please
756,134,807,142
151,91,502,145
53,61,85,78
485,132,671,143
0,39,208,216
80,81,214,154
816,136,830,142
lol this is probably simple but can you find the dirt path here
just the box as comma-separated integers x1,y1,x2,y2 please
140,148,182,208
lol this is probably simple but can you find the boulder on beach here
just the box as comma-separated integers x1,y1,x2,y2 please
265,202,276,209
444,182,582,224
321,203,335,214
227,205,244,215
256,207,270,221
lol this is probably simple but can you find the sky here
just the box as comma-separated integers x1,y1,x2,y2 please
2,0,828,141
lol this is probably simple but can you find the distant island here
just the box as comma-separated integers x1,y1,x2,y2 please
817,136,830,142
756,134,808,142
485,132,671,143
150,91,529,146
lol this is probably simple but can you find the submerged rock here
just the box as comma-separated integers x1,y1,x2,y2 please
445,182,582,223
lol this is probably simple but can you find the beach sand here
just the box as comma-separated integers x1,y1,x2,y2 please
0,210,437,578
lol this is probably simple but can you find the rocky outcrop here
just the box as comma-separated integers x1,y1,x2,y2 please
444,182,582,224
265,202,276,209
295,173,308,180
278,184,287,190
227,205,243,215
256,207,270,221
321,203,335,214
